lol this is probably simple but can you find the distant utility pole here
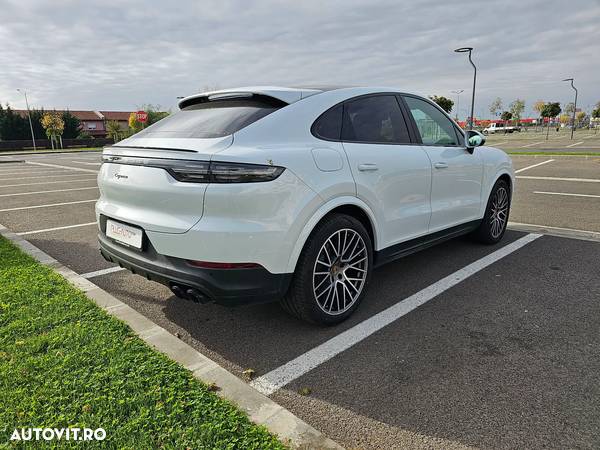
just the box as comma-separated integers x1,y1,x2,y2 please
454,47,476,130
562,78,578,140
451,89,464,121
16,89,36,151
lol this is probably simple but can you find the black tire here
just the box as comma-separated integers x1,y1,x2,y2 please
473,178,511,244
281,213,373,325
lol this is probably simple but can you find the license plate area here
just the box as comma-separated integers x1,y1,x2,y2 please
106,219,143,249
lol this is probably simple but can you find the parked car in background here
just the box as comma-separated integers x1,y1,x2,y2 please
96,86,513,325
483,122,521,134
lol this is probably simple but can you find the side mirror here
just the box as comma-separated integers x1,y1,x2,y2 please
465,130,486,152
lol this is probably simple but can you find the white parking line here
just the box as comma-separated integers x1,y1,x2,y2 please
534,191,600,199
0,199,97,212
514,159,554,174
566,141,584,148
17,222,98,236
508,222,600,240
491,141,508,146
0,186,99,197
517,175,600,183
81,266,126,279
0,178,97,188
71,160,102,166
250,233,542,396
0,173,98,181
0,170,81,177
521,141,546,148
25,161,99,174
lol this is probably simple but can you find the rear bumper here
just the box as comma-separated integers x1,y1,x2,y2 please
98,232,292,306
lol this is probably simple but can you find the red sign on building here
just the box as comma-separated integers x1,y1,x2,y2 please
135,110,148,123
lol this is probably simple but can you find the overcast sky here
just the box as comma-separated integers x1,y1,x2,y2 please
1,0,599,118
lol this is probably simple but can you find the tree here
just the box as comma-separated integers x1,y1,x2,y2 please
540,102,561,139
106,120,123,142
559,114,570,125
533,100,545,116
0,105,29,140
489,97,503,117
129,105,170,135
500,111,512,122
128,112,144,134
592,106,600,119
564,102,576,116
41,112,65,149
509,99,525,124
576,111,587,127
429,95,454,114
62,111,81,139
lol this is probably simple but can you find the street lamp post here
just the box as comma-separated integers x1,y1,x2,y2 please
562,78,578,140
16,89,36,151
454,47,476,130
451,89,464,121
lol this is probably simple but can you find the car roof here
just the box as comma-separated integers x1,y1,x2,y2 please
177,85,414,109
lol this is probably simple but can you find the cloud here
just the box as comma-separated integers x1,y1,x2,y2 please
1,0,598,118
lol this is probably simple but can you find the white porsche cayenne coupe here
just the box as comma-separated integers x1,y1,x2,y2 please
96,86,513,325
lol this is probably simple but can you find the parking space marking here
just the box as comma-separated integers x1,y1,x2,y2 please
250,233,542,396
534,191,600,199
491,141,508,146
71,160,102,166
520,141,545,148
508,222,600,240
517,175,600,183
0,186,98,197
0,170,82,177
25,161,99,174
0,199,97,212
17,222,98,236
80,266,126,279
514,159,554,174
0,178,97,188
0,173,99,181
566,141,584,148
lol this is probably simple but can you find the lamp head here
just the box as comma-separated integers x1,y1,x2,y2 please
454,47,473,53
562,78,574,82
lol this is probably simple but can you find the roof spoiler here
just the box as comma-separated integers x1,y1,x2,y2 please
177,86,322,109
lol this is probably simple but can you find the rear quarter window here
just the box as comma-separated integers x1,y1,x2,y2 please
135,96,286,139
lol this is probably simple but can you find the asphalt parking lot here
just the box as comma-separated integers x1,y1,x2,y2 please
1,150,599,449
485,129,600,153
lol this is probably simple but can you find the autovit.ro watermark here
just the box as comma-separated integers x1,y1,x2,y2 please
9,427,106,442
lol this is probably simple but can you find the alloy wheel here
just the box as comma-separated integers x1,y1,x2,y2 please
312,228,368,315
490,186,509,239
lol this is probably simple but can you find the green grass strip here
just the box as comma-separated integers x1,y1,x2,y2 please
0,236,286,449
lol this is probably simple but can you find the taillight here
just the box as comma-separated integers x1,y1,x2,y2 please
210,161,284,183
102,155,284,183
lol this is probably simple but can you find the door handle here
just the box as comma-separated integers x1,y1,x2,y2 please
434,162,449,169
358,163,379,172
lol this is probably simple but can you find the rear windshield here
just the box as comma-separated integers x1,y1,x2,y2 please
135,96,286,139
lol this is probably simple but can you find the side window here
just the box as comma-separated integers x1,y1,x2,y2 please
312,104,343,140
404,96,460,146
342,95,411,144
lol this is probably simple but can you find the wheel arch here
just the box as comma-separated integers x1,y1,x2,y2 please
479,168,514,218
286,197,378,273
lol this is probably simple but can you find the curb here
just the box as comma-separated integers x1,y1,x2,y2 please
0,223,342,450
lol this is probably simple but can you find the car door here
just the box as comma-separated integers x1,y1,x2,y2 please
402,95,483,232
340,94,432,249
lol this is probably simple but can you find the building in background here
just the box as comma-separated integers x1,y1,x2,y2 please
15,110,134,138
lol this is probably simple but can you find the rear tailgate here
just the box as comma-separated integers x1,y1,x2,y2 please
97,137,231,234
